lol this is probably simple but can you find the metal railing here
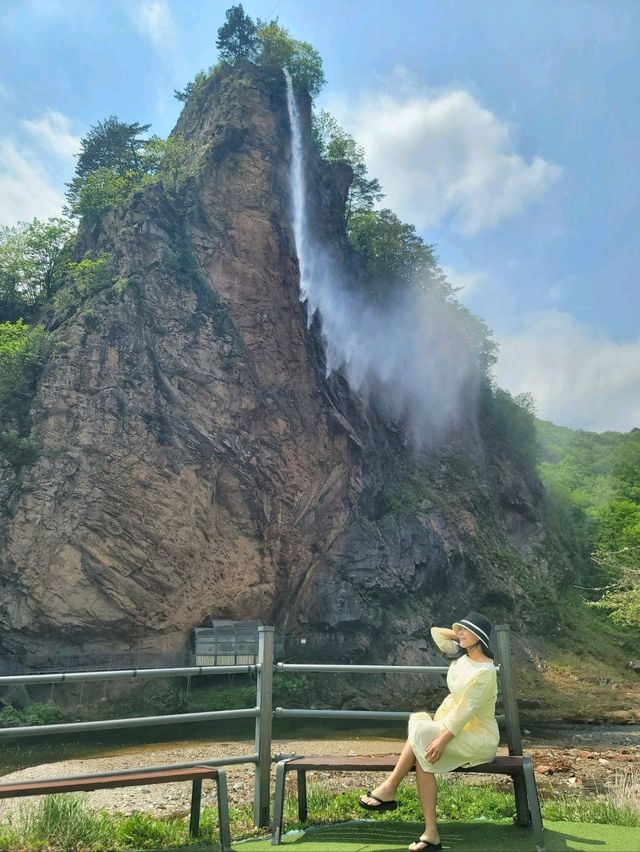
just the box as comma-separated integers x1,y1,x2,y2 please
0,627,274,827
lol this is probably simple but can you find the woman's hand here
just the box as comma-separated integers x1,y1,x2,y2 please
424,728,454,764
424,736,446,763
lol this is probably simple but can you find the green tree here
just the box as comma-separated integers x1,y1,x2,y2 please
23,218,75,299
348,208,441,289
0,319,51,470
66,116,151,216
216,4,259,63
53,254,113,315
481,386,539,465
256,19,325,98
68,167,145,224
174,69,211,102
0,219,75,321
590,547,640,625
313,111,383,220
141,135,199,195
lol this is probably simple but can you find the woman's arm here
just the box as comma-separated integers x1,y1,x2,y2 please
432,627,458,640
430,627,459,655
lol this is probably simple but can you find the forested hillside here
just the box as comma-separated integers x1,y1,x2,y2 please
537,421,640,626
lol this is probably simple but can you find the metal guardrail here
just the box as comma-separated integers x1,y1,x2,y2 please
276,663,454,674
0,630,273,827
0,665,257,686
0,625,521,829
0,707,259,740
275,708,411,720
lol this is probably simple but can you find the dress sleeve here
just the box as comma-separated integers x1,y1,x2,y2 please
440,667,495,737
430,627,459,656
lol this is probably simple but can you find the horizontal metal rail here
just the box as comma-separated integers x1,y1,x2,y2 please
275,707,411,720
0,754,259,790
276,663,452,674
0,707,258,740
275,708,506,723
0,664,257,687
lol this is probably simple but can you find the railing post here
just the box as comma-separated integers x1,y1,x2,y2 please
495,624,530,826
495,625,522,755
254,626,274,827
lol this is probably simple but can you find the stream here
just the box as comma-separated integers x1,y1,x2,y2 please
1,718,638,777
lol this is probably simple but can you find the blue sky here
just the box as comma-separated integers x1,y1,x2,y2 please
1,0,638,431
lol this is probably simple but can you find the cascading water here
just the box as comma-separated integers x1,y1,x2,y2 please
284,71,480,446
284,71,309,305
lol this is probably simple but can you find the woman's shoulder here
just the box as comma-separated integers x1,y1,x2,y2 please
459,656,497,678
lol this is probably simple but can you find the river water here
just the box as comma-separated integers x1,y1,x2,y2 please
1,719,638,777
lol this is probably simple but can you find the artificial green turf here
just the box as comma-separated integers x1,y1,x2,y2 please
234,820,640,851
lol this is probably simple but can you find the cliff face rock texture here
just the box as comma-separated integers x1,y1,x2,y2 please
0,64,568,665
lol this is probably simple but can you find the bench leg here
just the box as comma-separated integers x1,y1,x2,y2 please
297,770,307,822
189,778,202,838
271,760,289,845
522,757,545,852
216,769,233,852
513,772,531,827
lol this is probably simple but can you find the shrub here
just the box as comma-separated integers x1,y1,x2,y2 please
0,320,51,471
53,253,113,315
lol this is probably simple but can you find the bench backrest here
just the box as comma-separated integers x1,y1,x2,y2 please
494,625,523,756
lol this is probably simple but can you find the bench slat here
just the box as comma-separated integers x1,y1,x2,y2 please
0,766,219,799
281,755,526,774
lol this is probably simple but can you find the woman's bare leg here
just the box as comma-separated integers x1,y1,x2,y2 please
409,764,439,848
360,739,415,805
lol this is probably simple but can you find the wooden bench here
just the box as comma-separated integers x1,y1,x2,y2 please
270,626,545,852
0,765,232,851
271,754,543,850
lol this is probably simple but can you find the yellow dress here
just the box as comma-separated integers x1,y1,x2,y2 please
408,628,499,773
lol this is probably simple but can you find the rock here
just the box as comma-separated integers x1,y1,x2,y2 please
0,62,574,670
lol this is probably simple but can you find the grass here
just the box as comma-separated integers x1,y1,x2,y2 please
514,594,640,723
0,775,638,850
238,821,640,851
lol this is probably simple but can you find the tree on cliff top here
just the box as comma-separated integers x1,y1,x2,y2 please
69,116,151,185
216,4,259,63
65,116,152,220
213,6,325,98
256,19,325,98
313,110,383,220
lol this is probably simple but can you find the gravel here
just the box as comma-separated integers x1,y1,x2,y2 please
0,736,637,820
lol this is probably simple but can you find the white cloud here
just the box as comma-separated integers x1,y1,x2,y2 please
134,0,178,60
331,80,561,234
0,139,65,226
495,311,640,432
22,110,80,161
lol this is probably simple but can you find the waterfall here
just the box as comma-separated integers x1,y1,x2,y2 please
283,71,479,447
284,71,312,311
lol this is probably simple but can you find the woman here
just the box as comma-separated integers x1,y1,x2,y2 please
359,612,499,852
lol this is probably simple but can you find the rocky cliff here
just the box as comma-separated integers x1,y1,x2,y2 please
0,64,571,666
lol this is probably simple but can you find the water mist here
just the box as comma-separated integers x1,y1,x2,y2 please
284,73,480,446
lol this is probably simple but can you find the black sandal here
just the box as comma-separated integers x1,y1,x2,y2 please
358,792,398,811
409,837,442,851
